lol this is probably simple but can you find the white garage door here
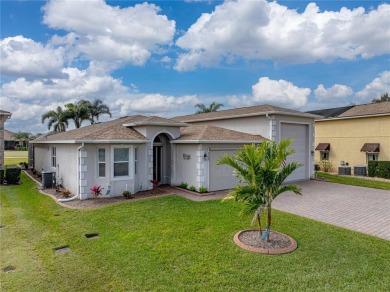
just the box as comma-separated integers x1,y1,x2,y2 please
209,149,239,191
281,123,308,182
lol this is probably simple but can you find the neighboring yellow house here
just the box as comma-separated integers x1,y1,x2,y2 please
310,102,390,175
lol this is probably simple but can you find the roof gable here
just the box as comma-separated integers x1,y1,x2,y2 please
339,102,390,117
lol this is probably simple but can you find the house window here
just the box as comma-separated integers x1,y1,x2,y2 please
113,148,129,177
367,153,379,163
320,151,329,161
98,148,106,177
134,147,138,175
52,147,56,168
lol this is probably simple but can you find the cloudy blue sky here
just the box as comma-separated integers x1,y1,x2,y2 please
1,0,389,133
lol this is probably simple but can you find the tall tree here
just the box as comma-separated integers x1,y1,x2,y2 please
65,102,90,128
41,106,69,132
372,93,389,103
217,139,302,242
79,98,112,124
12,131,31,149
195,102,224,113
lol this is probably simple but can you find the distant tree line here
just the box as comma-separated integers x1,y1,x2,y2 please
41,98,112,132
372,93,389,103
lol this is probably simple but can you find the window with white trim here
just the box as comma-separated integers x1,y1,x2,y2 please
98,148,106,177
52,147,56,168
366,153,379,163
134,147,138,175
113,148,130,177
320,151,329,161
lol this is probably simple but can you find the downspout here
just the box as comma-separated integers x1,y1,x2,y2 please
265,113,274,141
58,143,84,202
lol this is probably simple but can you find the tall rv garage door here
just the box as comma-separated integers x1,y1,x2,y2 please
209,149,239,191
281,123,308,182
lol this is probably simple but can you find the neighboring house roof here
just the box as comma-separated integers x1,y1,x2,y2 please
339,101,390,117
0,110,12,116
173,104,320,123
307,106,355,118
173,125,264,143
32,115,152,143
4,130,15,141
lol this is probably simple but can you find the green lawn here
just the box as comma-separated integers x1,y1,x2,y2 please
4,151,28,166
1,174,389,291
316,172,390,190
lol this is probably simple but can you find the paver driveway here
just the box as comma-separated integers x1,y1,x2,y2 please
272,180,390,240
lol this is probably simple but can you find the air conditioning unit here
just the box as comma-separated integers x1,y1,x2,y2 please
338,166,351,175
354,166,367,176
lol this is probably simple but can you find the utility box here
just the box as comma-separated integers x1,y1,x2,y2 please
42,171,56,188
354,166,367,176
338,166,351,175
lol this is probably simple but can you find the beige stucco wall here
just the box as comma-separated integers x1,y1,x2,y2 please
315,115,390,172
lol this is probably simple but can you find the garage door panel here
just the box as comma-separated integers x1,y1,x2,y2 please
209,150,239,191
281,123,308,182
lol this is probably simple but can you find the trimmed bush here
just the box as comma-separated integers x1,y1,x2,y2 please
5,165,22,184
189,186,196,192
368,161,390,179
178,182,188,189
198,187,208,194
0,167,4,184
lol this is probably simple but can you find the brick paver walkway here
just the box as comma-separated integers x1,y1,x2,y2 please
273,180,390,241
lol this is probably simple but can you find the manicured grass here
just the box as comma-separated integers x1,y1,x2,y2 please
4,157,28,166
4,150,28,158
1,173,389,291
316,172,390,190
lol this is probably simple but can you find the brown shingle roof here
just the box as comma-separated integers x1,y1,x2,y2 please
360,143,380,152
4,130,15,141
173,104,316,122
339,102,390,117
175,125,264,142
33,115,149,142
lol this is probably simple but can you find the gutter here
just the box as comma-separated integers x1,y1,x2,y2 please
58,142,84,202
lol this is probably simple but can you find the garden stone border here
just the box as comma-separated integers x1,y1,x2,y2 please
233,229,297,255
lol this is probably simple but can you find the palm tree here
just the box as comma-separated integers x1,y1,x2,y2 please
79,98,112,124
195,102,224,113
41,106,69,132
217,139,302,242
12,131,31,149
64,102,90,128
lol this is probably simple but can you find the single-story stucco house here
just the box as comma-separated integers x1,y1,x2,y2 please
30,104,319,199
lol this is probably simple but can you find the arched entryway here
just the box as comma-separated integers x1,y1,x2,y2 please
152,133,171,185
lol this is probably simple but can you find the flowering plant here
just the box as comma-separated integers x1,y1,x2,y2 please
91,185,104,197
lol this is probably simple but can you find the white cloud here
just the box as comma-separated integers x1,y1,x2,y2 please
42,0,175,69
175,0,390,71
251,77,310,108
227,95,253,107
314,84,353,101
116,94,200,115
356,71,390,101
0,36,64,78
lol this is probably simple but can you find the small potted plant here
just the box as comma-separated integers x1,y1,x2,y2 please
91,185,104,197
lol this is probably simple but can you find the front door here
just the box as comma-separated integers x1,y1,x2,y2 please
153,146,162,181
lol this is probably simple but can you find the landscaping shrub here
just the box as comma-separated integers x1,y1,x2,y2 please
5,165,21,184
198,186,208,193
19,162,28,169
189,186,196,192
178,182,188,189
0,167,4,184
122,191,133,199
368,161,390,179
320,160,333,172
314,163,321,171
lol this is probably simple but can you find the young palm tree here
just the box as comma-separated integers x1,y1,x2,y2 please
64,102,90,128
79,98,112,124
41,106,69,132
217,139,302,242
195,101,224,113
12,131,31,149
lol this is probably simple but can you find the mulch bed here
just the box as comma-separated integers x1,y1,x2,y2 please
234,229,297,255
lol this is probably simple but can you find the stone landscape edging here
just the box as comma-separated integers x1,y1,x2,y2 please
233,229,298,255
170,186,216,196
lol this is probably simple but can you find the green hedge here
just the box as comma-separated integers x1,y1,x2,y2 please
5,165,21,184
368,161,390,179
0,167,4,184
